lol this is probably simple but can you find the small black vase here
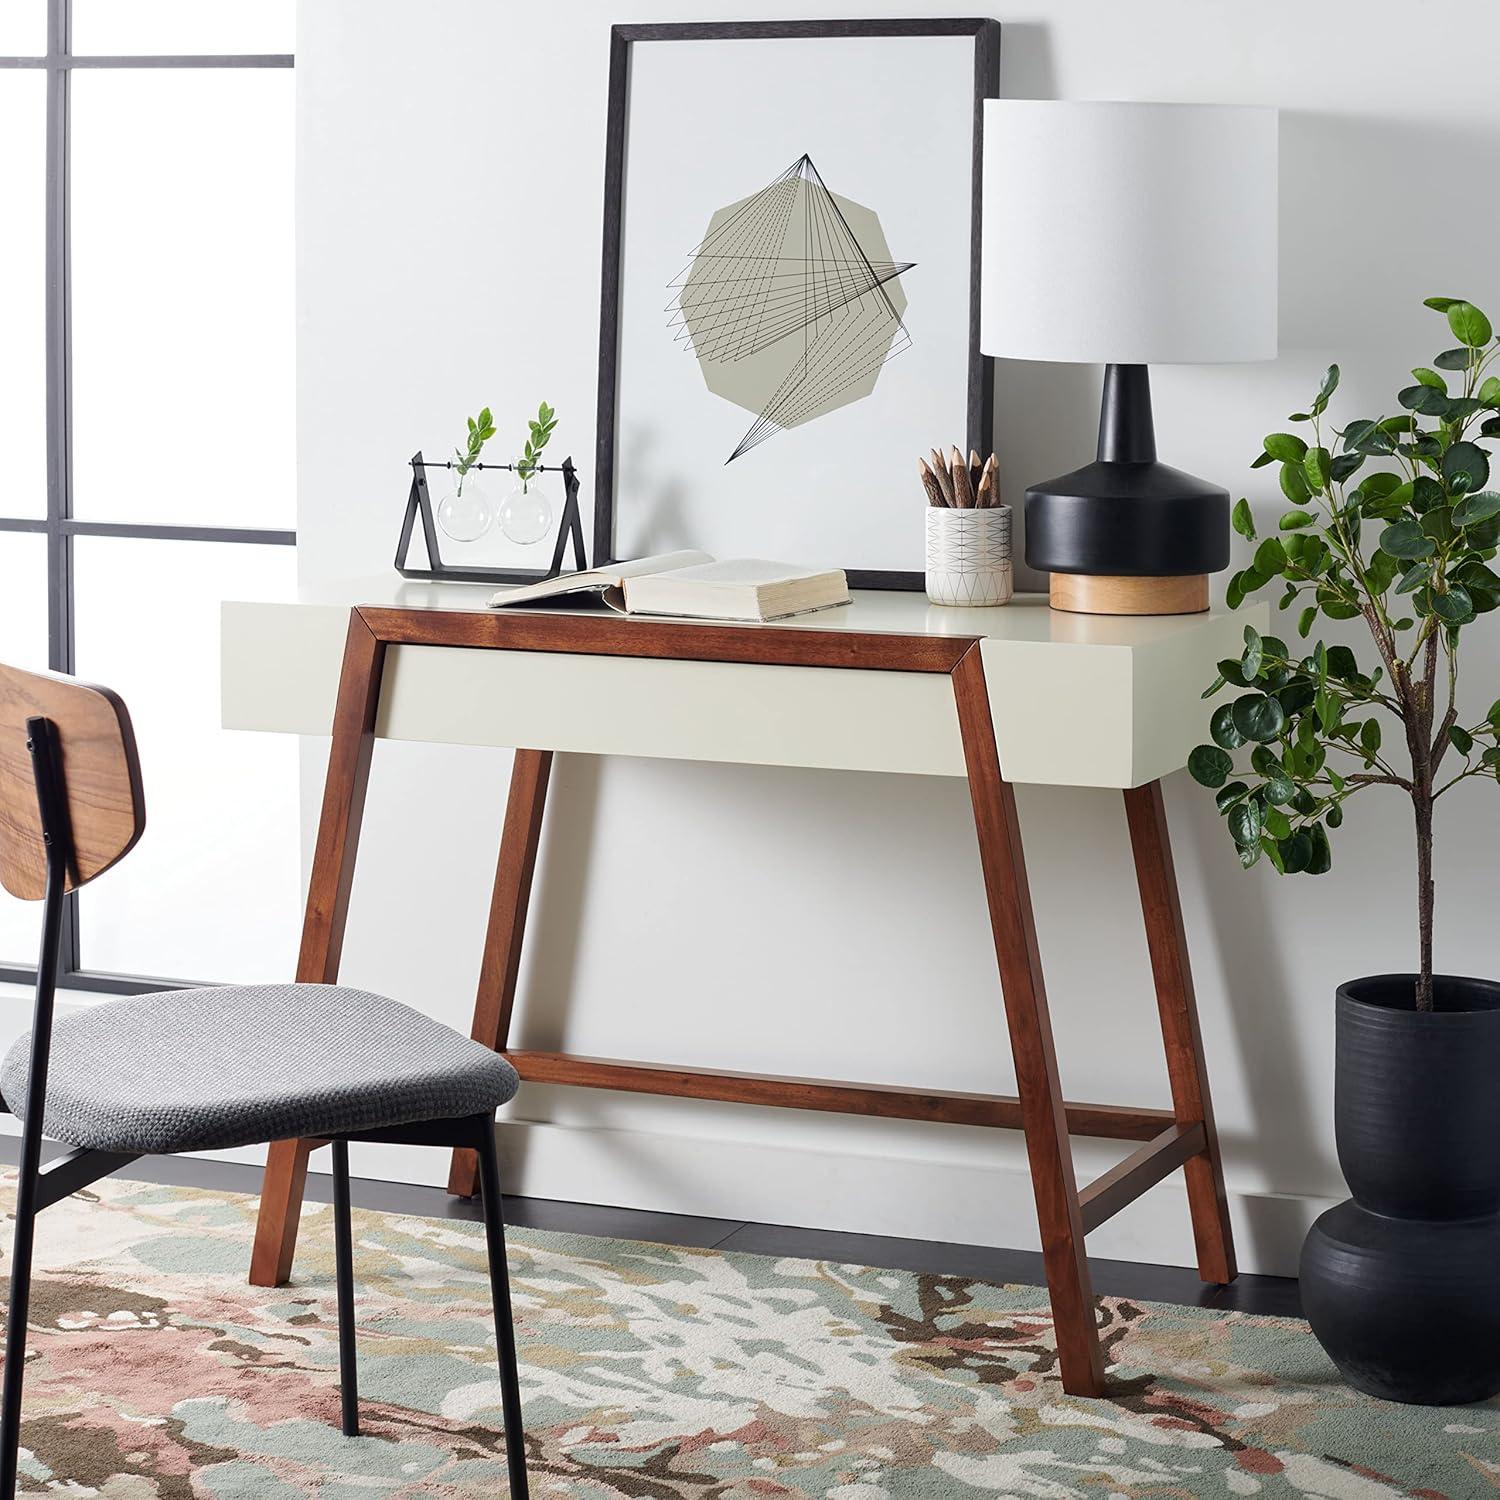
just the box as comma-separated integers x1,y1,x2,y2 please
1300,974,1500,1405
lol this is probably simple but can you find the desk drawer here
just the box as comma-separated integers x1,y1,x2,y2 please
222,603,965,777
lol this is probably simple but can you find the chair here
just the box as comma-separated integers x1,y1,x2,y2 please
0,663,530,1497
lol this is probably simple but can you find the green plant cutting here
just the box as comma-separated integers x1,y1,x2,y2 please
1188,296,1500,1011
453,406,496,494
515,401,557,491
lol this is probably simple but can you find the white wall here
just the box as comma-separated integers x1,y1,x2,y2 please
293,0,1500,1275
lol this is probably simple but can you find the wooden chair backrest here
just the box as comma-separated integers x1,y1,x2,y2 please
0,663,145,900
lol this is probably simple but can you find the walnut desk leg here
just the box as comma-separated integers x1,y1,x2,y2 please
251,613,384,1288
448,748,553,1198
1123,781,1237,1286
951,650,1106,1396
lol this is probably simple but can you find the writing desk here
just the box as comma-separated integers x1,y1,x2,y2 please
221,581,1261,1398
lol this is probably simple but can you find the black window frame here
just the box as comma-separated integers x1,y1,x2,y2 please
0,0,295,995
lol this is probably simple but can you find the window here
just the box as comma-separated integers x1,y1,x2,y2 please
0,2,299,991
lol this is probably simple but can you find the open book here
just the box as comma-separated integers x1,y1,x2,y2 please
488,551,851,623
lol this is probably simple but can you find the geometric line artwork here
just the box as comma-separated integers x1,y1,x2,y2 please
667,155,914,461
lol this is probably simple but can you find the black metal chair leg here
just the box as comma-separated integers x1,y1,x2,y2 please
1,1114,46,1495
476,1120,529,1498
331,1140,359,1437
2,798,66,1500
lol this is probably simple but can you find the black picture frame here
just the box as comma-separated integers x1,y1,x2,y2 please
594,18,1002,591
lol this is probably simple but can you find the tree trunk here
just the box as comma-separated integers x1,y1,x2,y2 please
1414,788,1435,1012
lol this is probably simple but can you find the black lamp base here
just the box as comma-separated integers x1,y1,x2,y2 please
1024,364,1229,615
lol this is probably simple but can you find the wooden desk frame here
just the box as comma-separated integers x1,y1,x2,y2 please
249,606,1236,1399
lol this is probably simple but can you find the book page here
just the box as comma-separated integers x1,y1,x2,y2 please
489,550,713,607
644,559,835,586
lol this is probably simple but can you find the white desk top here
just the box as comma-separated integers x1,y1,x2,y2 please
287,575,1236,648
221,577,1263,789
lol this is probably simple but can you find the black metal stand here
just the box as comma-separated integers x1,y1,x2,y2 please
395,453,588,587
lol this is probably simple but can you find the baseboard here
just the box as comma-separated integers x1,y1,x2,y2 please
487,1117,1330,1279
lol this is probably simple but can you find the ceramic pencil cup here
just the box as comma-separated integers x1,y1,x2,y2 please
925,506,1013,606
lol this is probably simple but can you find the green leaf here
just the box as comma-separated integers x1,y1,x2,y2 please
1450,725,1475,755
1264,432,1308,463
1228,800,1262,848
1478,376,1500,407
1434,347,1478,371
1303,447,1331,489
1398,384,1454,418
1412,367,1446,390
1279,509,1314,531
1488,700,1500,730
1297,605,1316,638
1410,475,1446,511
1239,841,1263,870
1224,804,1260,852
1265,775,1296,805
1324,646,1360,679
1306,822,1333,875
1327,801,1344,828
1251,744,1283,779
1360,719,1382,757
1431,585,1474,625
1280,463,1312,504
1395,563,1431,595
1312,364,1340,414
1263,806,1292,841
1231,498,1257,540
1448,301,1493,348
1216,780,1249,811
1189,744,1234,788
1443,441,1490,494
1210,702,1244,750
1315,688,1339,734
1279,829,1314,874
1379,520,1436,559
1425,296,1463,312
1231,693,1287,743
1453,490,1500,527
1253,537,1287,576
1241,625,1264,680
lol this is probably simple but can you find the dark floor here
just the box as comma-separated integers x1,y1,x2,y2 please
1,1137,1301,1317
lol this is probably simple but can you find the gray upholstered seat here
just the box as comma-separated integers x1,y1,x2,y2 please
0,983,519,1156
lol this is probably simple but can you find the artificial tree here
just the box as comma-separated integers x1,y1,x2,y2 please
1189,297,1500,1011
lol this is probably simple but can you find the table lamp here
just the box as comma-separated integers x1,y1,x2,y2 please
981,101,1278,614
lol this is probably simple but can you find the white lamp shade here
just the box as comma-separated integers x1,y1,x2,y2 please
981,101,1278,365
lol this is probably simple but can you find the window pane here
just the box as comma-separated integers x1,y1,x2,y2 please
0,4,45,54
71,68,294,526
73,0,294,55
74,536,300,982
0,72,47,519
0,532,49,966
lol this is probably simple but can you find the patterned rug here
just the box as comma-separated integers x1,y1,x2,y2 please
0,1176,1494,1497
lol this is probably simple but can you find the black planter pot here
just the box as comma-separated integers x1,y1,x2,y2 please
1300,974,1500,1406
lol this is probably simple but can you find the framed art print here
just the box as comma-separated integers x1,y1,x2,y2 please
595,19,1001,589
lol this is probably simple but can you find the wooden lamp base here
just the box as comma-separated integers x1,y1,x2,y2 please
1049,573,1209,616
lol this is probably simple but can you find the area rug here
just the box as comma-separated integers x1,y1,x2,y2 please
0,1177,1493,1497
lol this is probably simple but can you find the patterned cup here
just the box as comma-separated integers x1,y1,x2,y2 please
925,506,1013,606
